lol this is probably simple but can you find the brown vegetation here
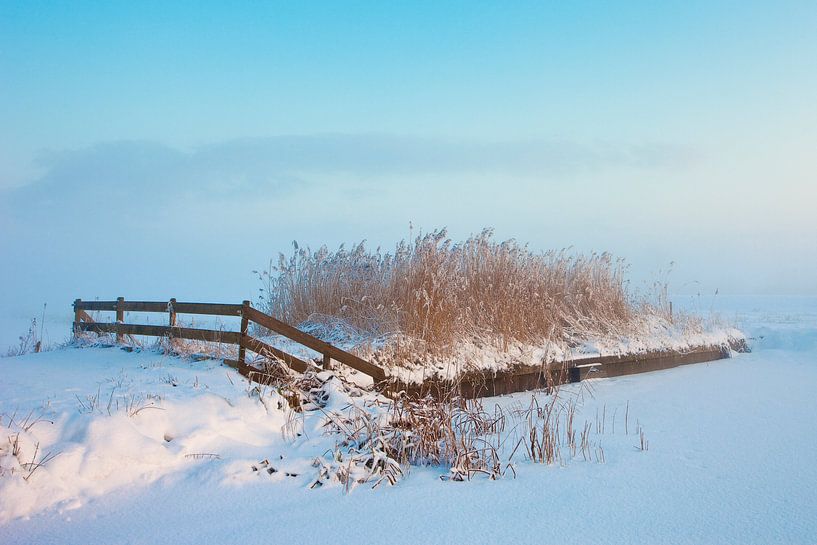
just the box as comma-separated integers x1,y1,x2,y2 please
257,228,640,360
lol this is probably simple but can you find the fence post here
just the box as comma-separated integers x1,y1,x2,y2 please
73,299,81,339
238,300,250,366
323,354,332,370
168,298,177,351
116,297,125,344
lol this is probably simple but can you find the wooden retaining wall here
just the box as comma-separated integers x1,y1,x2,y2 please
389,342,746,399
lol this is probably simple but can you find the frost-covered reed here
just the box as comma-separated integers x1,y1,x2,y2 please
257,228,649,361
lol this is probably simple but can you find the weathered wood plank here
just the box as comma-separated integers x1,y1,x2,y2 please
115,301,243,315
74,300,243,315
119,301,169,312
389,346,736,399
116,297,125,343
73,299,82,327
237,300,249,365
223,358,282,386
240,335,311,373
568,346,728,381
77,322,241,344
244,306,386,381
171,302,244,316
75,301,118,311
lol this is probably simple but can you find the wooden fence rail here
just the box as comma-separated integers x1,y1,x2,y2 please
73,297,386,383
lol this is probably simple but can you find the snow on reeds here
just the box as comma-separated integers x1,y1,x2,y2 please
255,228,734,376
299,370,626,488
259,229,630,343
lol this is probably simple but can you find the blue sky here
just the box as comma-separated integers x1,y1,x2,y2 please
1,1,816,338
4,0,815,167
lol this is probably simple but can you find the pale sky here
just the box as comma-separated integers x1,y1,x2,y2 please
1,1,816,342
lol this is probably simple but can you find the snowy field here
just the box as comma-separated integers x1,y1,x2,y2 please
1,295,815,544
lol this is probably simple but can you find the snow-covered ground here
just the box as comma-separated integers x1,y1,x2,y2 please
1,295,815,544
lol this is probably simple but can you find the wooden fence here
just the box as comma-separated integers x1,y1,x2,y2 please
73,297,386,383
73,297,746,399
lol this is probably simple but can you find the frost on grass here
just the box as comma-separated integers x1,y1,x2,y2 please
0,411,59,482
254,228,746,383
4,318,44,358
0,349,649,521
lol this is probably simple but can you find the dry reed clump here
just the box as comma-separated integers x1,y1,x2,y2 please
4,315,45,357
242,362,646,490
312,389,638,489
314,394,511,488
249,364,512,488
257,228,634,362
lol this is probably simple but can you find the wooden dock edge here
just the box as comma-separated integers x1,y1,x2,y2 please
385,340,749,400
